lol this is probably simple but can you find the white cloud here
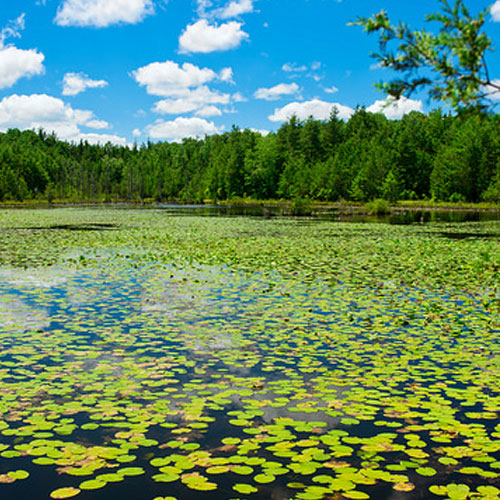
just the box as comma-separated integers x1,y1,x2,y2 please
0,94,125,145
485,79,500,101
195,105,222,117
220,67,234,83
133,128,142,137
153,98,199,115
232,92,247,102
282,62,307,73
78,133,127,145
324,85,339,94
254,82,299,101
179,19,248,53
132,60,220,96
0,14,25,47
282,61,324,81
85,119,110,129
55,0,154,28
0,46,45,89
0,15,45,89
196,0,254,19
62,72,108,96
153,86,230,114
367,96,423,119
492,1,500,21
133,61,236,116
147,117,223,141
269,99,354,122
216,0,254,19
196,0,213,18
250,128,270,136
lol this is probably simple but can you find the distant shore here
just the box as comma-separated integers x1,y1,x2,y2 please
1,198,500,214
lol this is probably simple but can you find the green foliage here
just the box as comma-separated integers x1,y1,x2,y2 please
381,170,401,202
289,197,312,216
365,198,391,215
483,175,500,203
0,109,499,205
353,0,500,112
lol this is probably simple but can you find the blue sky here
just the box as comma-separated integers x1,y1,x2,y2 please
0,0,499,145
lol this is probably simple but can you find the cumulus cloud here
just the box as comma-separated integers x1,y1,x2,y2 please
195,105,222,117
232,92,246,102
0,47,45,89
269,99,354,122
179,19,248,53
133,61,237,116
132,60,221,96
85,119,110,129
219,67,234,83
254,83,299,101
367,96,423,119
0,94,125,145
153,98,199,115
216,0,254,19
152,86,230,114
147,117,223,141
62,72,108,96
324,85,339,94
55,0,154,28
0,15,45,90
196,0,254,19
492,1,500,21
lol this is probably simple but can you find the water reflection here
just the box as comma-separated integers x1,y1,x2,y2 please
152,203,500,224
0,259,498,500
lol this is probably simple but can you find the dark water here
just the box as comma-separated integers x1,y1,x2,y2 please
6,202,500,225
152,203,500,225
0,260,498,500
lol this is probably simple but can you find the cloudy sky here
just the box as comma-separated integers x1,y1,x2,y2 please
1,0,499,145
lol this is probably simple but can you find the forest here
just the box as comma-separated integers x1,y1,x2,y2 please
1,108,500,205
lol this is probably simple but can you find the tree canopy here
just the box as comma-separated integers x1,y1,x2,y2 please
1,109,500,205
353,0,500,112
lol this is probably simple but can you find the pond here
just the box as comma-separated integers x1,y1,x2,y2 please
0,208,498,500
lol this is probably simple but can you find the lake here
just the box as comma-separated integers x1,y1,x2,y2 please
0,208,498,500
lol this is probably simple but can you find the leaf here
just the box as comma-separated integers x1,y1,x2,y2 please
50,487,81,499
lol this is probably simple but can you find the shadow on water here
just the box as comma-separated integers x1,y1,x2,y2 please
438,231,500,240
22,223,120,231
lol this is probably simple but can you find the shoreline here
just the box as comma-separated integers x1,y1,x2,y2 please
1,199,500,214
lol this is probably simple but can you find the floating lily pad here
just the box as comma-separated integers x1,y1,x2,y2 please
50,487,81,499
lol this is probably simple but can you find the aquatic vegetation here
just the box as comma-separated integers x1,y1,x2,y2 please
0,208,498,500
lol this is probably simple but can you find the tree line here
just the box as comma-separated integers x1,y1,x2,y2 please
1,108,500,204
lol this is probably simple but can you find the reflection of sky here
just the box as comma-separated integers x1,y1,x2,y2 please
0,261,496,411
0,258,497,500
0,296,50,332
0,267,73,289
